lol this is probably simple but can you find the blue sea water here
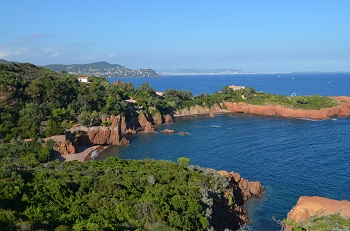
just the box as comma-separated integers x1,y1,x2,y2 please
102,73,350,230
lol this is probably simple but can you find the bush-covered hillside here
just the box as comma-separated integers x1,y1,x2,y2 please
286,214,350,231
0,139,234,230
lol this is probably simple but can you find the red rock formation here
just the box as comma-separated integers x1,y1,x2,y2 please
161,129,174,134
208,170,264,229
143,122,155,133
53,140,76,156
164,114,173,123
138,113,148,128
223,96,350,120
286,196,350,231
88,127,129,146
218,170,264,202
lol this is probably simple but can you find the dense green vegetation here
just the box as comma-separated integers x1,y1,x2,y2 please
0,62,163,140
0,138,232,230
0,61,343,230
287,214,350,231
0,61,338,141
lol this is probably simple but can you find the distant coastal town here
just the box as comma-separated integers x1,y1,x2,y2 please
44,61,160,77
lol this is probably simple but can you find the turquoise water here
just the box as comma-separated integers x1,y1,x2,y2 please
100,73,350,230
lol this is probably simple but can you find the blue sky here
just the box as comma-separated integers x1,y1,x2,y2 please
1,0,350,72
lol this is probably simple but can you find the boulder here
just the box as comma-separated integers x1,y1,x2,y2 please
162,129,174,134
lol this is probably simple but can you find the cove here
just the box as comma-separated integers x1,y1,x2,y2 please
96,113,350,230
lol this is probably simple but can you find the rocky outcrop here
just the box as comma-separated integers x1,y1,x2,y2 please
201,169,264,230
286,196,350,231
218,170,264,203
161,129,174,134
87,127,129,146
53,140,76,156
70,115,129,146
164,114,173,123
224,96,350,120
143,122,155,133
137,113,149,128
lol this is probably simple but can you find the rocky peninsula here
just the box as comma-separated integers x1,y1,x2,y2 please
173,96,350,120
223,96,350,120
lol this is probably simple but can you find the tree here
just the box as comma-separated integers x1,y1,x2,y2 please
177,157,191,166
18,103,44,138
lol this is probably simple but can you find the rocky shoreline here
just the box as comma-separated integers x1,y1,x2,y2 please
224,96,350,120
173,96,350,120
47,97,350,229
53,96,350,162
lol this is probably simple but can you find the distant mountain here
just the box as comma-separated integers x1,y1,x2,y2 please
44,61,160,77
157,68,250,76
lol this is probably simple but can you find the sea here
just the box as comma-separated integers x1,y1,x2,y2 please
98,73,350,230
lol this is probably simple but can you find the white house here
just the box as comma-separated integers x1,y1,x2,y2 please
77,76,90,83
228,85,245,90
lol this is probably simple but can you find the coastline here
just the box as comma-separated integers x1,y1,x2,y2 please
61,96,350,163
172,96,350,120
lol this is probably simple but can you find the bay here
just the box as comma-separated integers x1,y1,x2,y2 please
99,73,350,230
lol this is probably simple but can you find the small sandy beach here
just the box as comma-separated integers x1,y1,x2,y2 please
63,145,103,162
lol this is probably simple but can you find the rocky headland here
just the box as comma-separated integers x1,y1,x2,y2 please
223,96,350,120
172,96,350,120
286,196,350,231
195,168,264,230
215,170,264,228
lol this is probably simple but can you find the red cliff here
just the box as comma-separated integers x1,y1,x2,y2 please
216,170,264,225
224,96,350,120
71,115,129,146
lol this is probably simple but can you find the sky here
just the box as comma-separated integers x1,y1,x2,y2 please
1,0,350,72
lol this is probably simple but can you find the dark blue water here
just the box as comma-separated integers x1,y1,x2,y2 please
102,73,350,230
110,73,350,96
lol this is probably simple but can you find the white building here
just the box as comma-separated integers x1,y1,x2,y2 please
77,76,90,83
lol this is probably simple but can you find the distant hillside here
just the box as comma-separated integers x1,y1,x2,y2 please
44,61,160,77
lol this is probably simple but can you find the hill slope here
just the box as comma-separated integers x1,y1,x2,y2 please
44,61,160,77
